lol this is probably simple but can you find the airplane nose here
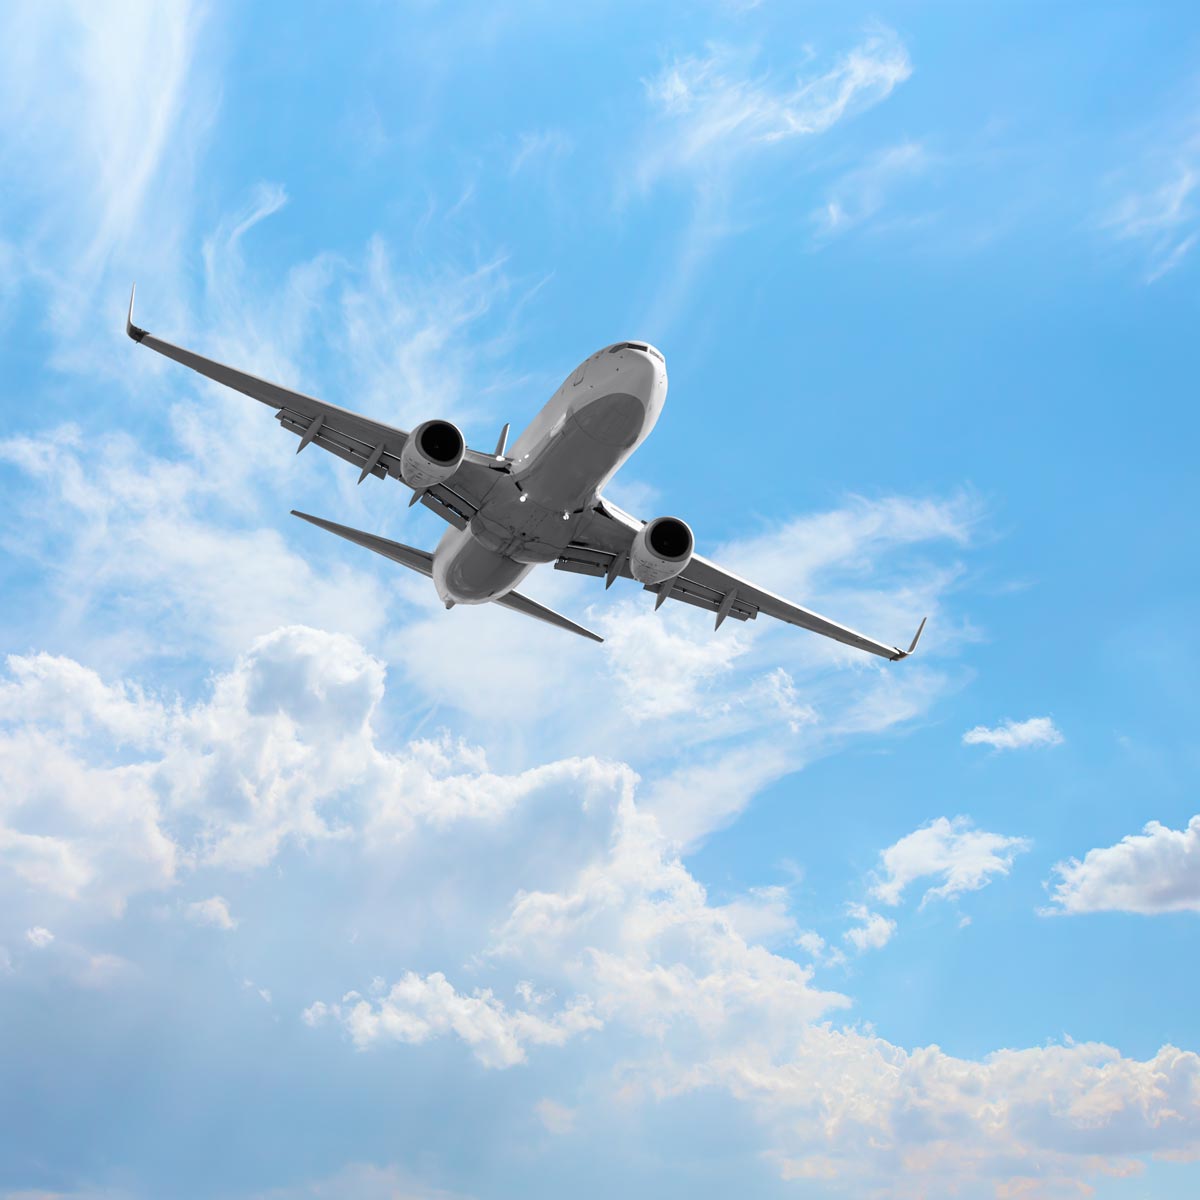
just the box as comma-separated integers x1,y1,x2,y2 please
574,391,646,447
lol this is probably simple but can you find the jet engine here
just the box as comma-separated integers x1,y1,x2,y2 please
399,420,466,490
629,516,694,585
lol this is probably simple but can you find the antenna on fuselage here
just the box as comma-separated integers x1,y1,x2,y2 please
493,422,510,459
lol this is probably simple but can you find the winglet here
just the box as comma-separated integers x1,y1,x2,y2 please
126,284,147,343
891,616,928,661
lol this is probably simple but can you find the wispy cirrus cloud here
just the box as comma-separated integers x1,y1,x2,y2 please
0,0,213,354
811,140,931,240
1046,815,1200,915
637,30,912,189
963,715,1063,751
633,30,913,331
1099,117,1200,283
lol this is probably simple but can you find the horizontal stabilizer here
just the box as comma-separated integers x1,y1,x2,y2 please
290,510,433,576
494,590,604,643
292,510,601,642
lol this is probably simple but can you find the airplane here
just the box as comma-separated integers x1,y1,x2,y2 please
126,286,925,659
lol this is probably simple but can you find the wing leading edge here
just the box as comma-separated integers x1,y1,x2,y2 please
559,501,925,661
126,285,497,527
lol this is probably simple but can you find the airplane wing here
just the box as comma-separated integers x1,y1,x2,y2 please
556,499,926,661
125,286,502,528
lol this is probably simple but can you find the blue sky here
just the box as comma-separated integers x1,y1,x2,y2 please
2,3,1199,1198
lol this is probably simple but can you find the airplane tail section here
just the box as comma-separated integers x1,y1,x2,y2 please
291,510,434,575
290,510,604,643
494,590,604,643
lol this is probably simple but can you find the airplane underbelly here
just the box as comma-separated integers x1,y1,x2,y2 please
432,526,534,605
518,393,646,511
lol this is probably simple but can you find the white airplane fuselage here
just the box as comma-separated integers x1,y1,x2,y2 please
432,342,667,607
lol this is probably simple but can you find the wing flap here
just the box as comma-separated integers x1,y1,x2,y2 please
570,500,923,660
640,576,756,622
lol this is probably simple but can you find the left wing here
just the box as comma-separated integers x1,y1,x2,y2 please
557,499,925,661
125,286,500,528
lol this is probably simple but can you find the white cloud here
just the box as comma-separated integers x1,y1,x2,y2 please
843,903,896,953
0,0,212,358
244,979,272,1004
812,140,931,239
717,884,798,947
185,895,238,930
3,622,1197,1192
304,972,601,1069
872,816,1031,908
305,737,1200,1192
1101,148,1200,282
639,31,911,186
534,1098,576,1135
1046,815,1200,915
249,1161,470,1200
509,129,572,177
25,925,54,948
963,716,1063,751
660,1029,1200,1196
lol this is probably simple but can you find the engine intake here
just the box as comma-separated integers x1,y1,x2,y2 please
630,516,694,585
400,420,465,490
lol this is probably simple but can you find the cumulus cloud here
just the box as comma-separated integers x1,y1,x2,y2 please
842,903,896,953
872,816,1031,907
0,625,611,915
1046,815,1200,915
304,973,601,1069
663,1029,1200,1196
303,747,1200,1193
3,622,1198,1192
25,925,54,948
185,895,238,930
963,716,1063,751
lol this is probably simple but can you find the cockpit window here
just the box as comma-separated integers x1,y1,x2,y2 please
609,342,664,362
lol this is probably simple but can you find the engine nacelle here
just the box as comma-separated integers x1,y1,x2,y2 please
629,516,694,585
400,420,466,490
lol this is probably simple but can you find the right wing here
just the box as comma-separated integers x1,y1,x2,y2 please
558,499,925,662
126,286,500,529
